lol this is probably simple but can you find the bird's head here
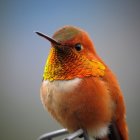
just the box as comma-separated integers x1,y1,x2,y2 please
36,26,105,81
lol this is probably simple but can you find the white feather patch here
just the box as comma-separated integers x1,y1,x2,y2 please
88,125,109,138
44,78,81,93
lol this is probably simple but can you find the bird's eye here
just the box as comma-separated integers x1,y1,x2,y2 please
74,43,83,51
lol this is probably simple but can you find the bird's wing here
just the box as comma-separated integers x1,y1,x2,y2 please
102,67,128,140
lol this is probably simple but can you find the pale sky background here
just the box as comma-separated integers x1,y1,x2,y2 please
1,0,140,140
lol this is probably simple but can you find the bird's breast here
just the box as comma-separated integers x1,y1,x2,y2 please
40,78,82,121
40,77,114,138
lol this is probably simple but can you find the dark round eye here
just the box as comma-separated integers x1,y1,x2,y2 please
74,43,83,51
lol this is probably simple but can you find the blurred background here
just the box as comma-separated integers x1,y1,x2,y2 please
1,0,140,140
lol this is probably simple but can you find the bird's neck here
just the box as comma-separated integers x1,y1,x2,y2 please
43,49,105,81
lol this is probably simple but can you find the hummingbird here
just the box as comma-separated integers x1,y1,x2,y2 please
36,26,128,140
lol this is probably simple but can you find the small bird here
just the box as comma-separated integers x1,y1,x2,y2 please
36,26,128,140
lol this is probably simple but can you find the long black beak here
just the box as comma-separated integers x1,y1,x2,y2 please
36,32,61,46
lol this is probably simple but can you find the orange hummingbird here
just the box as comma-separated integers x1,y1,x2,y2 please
36,26,128,140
